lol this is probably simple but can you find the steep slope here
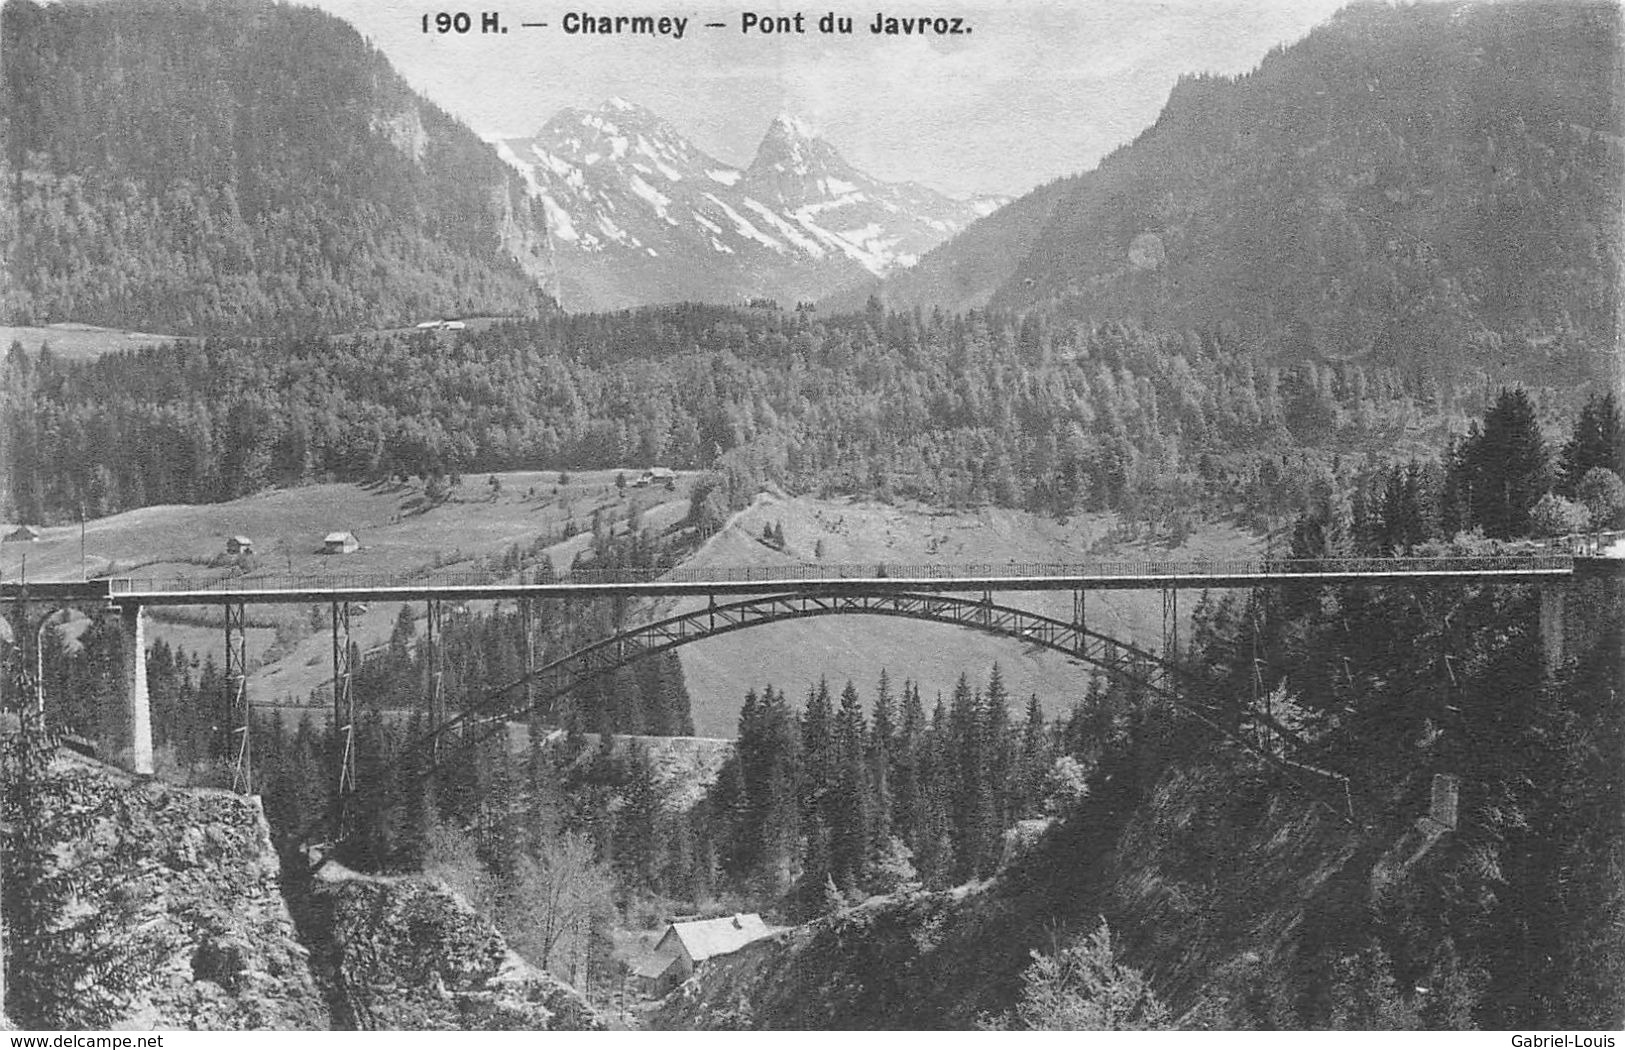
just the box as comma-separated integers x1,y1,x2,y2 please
651,578,1625,1030
860,0,1622,387
492,102,1001,310
1,749,328,1029
0,0,550,335
651,744,1358,1030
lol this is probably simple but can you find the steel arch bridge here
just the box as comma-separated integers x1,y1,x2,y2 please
410,590,1351,818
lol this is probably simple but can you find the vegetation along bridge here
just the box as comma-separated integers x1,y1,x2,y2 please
3,544,1620,835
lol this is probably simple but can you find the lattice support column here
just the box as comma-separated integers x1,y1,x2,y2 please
224,601,252,793
331,601,356,841
1161,588,1178,664
426,599,445,763
1251,602,1269,752
519,587,534,719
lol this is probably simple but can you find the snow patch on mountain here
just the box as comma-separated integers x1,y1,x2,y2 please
540,196,581,243
704,192,785,253
743,199,825,257
628,174,674,222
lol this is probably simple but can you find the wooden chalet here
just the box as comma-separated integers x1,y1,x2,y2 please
632,913,775,998
322,531,359,554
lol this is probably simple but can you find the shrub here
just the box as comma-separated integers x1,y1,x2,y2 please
1576,467,1625,530
1530,493,1591,537
993,919,1170,1031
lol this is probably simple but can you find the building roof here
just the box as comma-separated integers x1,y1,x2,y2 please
324,531,356,543
229,535,253,544
659,913,773,963
629,953,680,980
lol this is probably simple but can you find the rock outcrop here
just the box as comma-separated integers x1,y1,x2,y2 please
4,753,327,1029
302,864,605,1031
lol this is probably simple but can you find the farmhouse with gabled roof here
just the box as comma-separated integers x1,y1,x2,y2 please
633,913,777,997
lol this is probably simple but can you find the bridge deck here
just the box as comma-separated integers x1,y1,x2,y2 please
0,556,1589,606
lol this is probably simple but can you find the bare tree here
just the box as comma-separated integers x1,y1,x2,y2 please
501,832,617,979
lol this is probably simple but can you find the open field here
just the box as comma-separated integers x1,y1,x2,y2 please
0,316,525,364
0,322,190,362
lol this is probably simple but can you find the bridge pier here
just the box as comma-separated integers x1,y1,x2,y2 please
1539,587,1566,668
225,601,251,793
118,605,154,777
1161,588,1178,662
331,601,356,840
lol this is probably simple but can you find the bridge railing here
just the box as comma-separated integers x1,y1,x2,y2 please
95,554,1575,596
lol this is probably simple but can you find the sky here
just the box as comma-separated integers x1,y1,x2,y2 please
310,0,1355,198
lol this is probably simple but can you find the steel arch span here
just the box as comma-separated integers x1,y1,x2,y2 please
412,590,1350,817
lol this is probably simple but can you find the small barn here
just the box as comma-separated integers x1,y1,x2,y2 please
322,531,359,555
226,535,254,555
3,525,40,543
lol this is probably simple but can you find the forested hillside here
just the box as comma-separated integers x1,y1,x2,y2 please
0,0,550,335
653,553,1625,1031
5,304,1605,530
857,0,1621,390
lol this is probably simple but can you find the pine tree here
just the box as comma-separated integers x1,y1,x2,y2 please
1016,693,1050,818
2,652,156,1026
830,681,871,891
1459,388,1551,539
800,679,834,810
655,651,695,735
915,695,957,886
984,664,1013,837
732,687,767,876
1559,392,1623,494
948,674,987,881
868,670,897,857
616,742,660,892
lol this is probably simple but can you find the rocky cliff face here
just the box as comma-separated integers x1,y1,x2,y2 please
3,753,328,1029
298,864,606,1031
3,748,604,1030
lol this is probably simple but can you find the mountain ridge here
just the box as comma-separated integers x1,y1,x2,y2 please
491,100,1005,310
0,0,551,335
848,0,1622,389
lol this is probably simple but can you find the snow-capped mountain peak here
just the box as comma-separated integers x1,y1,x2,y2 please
748,113,853,185
490,102,1007,309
